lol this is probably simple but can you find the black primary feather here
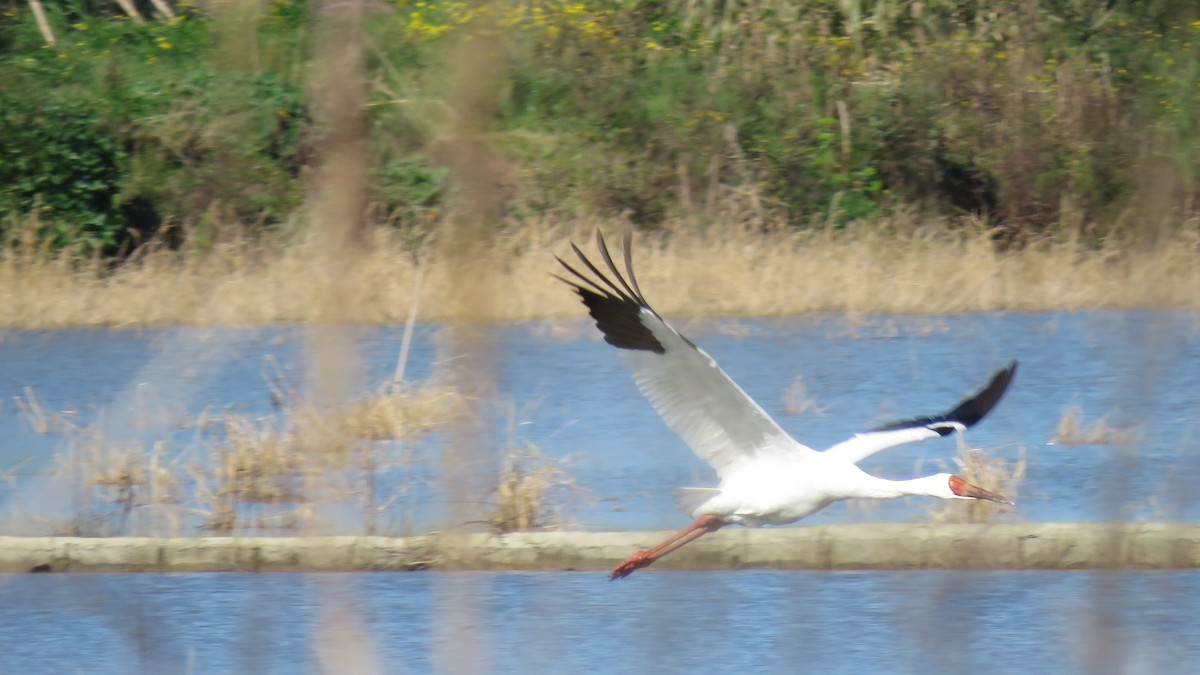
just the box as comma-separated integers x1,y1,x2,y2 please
557,231,665,354
871,361,1018,436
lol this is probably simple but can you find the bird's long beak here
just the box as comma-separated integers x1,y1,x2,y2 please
949,475,1015,506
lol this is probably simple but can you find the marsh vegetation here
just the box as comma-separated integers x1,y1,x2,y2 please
2,220,1200,328
0,0,1187,568
1,3,1195,673
0,1,1198,328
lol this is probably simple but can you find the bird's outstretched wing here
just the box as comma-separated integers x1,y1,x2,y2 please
556,230,812,478
822,361,1018,465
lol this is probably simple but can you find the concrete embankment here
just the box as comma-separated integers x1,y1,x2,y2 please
2,523,1199,573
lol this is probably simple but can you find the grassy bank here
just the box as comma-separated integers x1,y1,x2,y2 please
3,2,1198,327
1,219,1198,329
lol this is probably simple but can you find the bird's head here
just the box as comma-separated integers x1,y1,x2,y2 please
943,473,1015,506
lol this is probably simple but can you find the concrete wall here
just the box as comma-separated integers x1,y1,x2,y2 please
2,523,1198,573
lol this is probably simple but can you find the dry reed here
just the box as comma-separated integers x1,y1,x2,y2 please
37,380,471,536
926,442,1027,524
2,215,1199,328
1051,404,1137,446
489,442,580,533
13,387,77,435
782,374,827,417
52,432,182,536
34,377,585,536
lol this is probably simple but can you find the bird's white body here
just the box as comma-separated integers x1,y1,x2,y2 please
689,455,846,526
556,231,1017,578
692,455,956,527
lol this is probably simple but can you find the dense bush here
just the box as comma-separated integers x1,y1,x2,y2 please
0,4,313,253
0,0,1197,252
0,95,125,251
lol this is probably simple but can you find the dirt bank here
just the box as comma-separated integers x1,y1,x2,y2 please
2,523,1197,573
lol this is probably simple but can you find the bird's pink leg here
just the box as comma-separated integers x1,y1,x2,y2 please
610,514,724,580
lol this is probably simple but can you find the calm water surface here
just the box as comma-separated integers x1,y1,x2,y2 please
2,311,1198,530
0,312,1198,673
1,570,1198,674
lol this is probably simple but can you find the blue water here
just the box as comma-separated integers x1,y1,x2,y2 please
0,570,1197,674
2,311,1198,533
1,312,1199,673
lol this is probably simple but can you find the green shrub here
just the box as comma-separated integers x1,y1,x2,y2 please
0,8,313,251
0,96,126,252
1,0,1197,252
371,156,448,229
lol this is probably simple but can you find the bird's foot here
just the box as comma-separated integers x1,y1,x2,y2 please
610,550,653,580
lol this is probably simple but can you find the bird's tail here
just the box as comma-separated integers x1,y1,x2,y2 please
674,487,722,517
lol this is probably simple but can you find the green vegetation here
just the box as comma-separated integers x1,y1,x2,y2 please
1,0,1198,254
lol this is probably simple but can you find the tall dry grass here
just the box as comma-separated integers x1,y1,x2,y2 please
32,378,471,536
926,442,1028,524
1051,404,1138,446
29,379,588,537
489,442,581,533
2,214,1199,329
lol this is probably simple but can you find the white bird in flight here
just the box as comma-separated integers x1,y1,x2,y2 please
556,230,1017,580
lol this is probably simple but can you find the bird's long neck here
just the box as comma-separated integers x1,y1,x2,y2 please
852,473,949,500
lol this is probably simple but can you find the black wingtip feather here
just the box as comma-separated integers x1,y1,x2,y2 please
555,256,611,297
944,360,1017,428
622,229,646,303
872,361,1018,435
595,228,641,304
556,230,666,354
571,240,634,303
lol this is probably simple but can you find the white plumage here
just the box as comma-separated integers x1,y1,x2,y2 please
557,230,1017,579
